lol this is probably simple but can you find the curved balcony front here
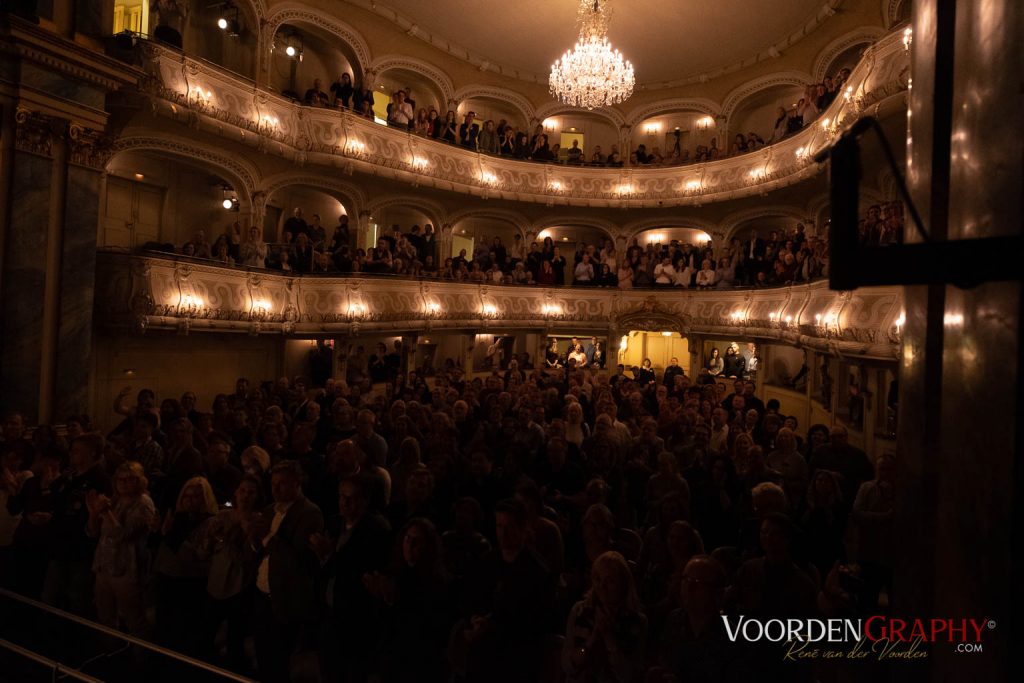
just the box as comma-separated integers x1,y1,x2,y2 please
96,250,904,361
127,30,909,209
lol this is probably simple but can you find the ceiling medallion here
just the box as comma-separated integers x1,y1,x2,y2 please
549,0,635,110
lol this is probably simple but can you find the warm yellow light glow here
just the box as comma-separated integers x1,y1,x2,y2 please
412,156,428,169
180,294,204,308
482,303,498,316
616,183,634,195
481,171,498,184
661,331,672,337
549,181,562,191
685,179,701,192
347,302,366,316
134,173,145,180
425,302,441,314
821,118,831,130
252,299,271,312
644,123,661,134
541,303,562,316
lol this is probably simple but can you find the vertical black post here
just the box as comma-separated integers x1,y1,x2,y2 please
827,136,860,291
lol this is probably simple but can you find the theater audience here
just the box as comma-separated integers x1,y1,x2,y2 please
1,336,895,682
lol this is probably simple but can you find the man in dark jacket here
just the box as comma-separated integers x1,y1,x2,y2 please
41,434,111,615
312,473,392,682
251,460,324,683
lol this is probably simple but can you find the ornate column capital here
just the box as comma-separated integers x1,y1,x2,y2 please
14,108,65,158
68,124,114,169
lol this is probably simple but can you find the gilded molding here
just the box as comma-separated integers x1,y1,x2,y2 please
96,250,903,361
128,29,907,208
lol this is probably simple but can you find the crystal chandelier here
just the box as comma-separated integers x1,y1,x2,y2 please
549,0,635,110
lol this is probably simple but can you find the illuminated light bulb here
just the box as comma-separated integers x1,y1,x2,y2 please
661,331,672,337
685,180,701,192
821,118,831,130
550,181,562,191
815,314,822,323
482,303,498,316
217,17,228,30
285,45,297,57
222,198,233,210
785,315,793,324
425,302,441,314
796,147,806,159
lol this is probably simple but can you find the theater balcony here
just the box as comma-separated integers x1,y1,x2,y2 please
95,249,903,360
118,29,909,208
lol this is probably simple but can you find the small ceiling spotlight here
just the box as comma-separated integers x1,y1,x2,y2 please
221,185,239,211
217,3,240,37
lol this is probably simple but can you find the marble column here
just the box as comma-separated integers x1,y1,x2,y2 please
0,112,107,423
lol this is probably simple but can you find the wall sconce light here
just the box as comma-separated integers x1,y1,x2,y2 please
412,156,428,170
821,118,831,130
481,303,498,317
347,302,366,317
425,301,441,315
549,180,562,191
644,123,661,135
684,179,702,193
902,27,913,50
480,171,498,185
661,331,673,337
541,303,562,316
177,294,206,317
696,116,715,131
616,183,634,195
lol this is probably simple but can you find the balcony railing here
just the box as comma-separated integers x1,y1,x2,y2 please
96,251,904,360
129,31,909,208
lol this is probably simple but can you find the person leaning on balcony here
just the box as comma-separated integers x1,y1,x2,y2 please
617,261,634,289
573,254,594,285
706,348,724,376
330,72,353,109
478,120,499,155
459,111,480,148
304,78,329,107
388,90,414,128
654,257,676,286
239,226,267,268
695,259,716,288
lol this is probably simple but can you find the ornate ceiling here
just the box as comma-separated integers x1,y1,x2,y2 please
366,0,842,86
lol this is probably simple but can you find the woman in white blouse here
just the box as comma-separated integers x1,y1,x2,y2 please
696,259,717,288
238,226,268,268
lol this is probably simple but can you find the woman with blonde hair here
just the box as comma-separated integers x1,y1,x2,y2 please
86,461,155,637
152,476,218,655
564,551,648,682
564,401,591,448
238,225,268,268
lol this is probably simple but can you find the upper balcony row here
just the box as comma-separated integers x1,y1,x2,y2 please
116,26,910,208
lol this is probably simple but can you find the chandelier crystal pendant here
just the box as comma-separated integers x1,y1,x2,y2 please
550,0,635,110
